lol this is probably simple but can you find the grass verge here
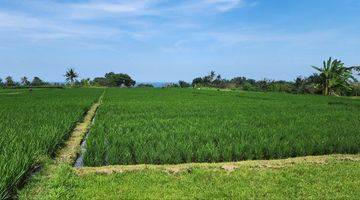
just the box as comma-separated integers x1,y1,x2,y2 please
20,154,360,199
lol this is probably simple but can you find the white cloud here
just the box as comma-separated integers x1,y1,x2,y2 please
159,28,356,53
0,10,121,42
79,2,145,13
0,12,42,29
158,0,249,15
203,0,246,12
0,0,255,48
66,0,158,19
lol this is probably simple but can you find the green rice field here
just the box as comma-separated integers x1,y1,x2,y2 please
0,88,103,199
83,88,360,166
1,88,359,199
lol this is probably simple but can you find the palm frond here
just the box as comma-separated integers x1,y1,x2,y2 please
311,66,323,72
326,57,332,69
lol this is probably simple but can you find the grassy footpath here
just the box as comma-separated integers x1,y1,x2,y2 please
20,155,360,199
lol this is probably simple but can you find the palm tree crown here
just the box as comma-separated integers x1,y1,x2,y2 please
64,68,79,86
20,76,29,86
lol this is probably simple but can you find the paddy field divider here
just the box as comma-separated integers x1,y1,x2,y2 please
56,91,104,165
75,154,360,175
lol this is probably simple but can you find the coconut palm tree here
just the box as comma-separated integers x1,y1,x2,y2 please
20,76,30,86
64,68,79,86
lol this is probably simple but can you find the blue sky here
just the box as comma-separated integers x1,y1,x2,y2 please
0,0,359,82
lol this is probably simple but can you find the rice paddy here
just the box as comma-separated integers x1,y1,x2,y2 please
83,88,360,166
1,87,359,199
0,88,103,198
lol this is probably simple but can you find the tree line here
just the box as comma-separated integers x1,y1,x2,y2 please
0,76,48,88
173,58,359,96
0,69,136,88
1,58,359,96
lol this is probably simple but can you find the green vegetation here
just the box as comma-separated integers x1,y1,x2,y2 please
0,88,103,199
187,58,360,96
64,68,79,86
20,77,30,86
137,83,154,88
30,77,45,87
84,88,360,166
20,156,360,199
92,72,136,87
5,76,15,87
1,85,359,198
2,58,359,95
311,57,358,95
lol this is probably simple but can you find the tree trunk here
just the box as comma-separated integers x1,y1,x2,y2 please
324,80,329,95
324,86,328,95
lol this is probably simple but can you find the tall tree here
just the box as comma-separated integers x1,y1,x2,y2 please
5,76,14,87
178,80,190,88
203,71,216,85
0,78,3,87
104,72,135,87
31,77,44,86
212,74,222,84
92,77,107,86
64,68,79,86
21,76,30,86
191,77,203,87
92,72,135,87
80,78,91,87
230,76,247,86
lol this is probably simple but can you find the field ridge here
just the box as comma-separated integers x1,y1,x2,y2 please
75,153,360,175
20,153,360,199
56,92,104,165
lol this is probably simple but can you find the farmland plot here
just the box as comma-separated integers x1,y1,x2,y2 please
84,88,360,166
0,88,103,198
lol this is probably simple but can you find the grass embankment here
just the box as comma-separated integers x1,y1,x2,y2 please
84,88,360,166
0,88,103,199
20,154,360,199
